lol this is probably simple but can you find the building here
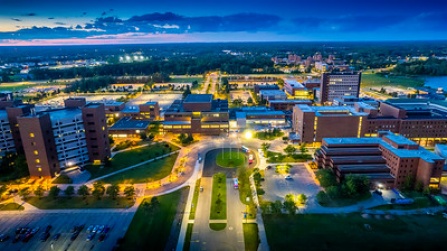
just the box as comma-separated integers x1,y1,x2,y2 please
163,94,229,135
17,99,110,178
233,107,286,130
258,90,287,101
0,110,16,157
283,80,313,100
109,117,150,138
315,132,444,189
253,84,279,94
293,104,370,146
267,100,312,112
319,72,362,104
332,96,378,108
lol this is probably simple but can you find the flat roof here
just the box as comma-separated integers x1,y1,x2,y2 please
246,111,285,116
110,118,150,130
47,108,82,121
145,101,158,105
383,133,418,146
163,121,191,125
296,104,369,117
84,103,101,108
122,106,140,113
285,79,304,88
184,94,212,103
259,90,287,96
324,137,382,145
268,100,312,104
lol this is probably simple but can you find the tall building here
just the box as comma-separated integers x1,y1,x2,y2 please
17,99,110,178
163,94,229,135
315,132,444,189
319,72,361,104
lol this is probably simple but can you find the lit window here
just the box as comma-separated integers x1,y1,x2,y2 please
102,126,105,131
33,150,38,155
35,159,40,164
30,133,35,138
38,168,42,172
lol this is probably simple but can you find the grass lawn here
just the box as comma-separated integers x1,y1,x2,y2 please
52,174,72,184
210,173,227,220
26,196,134,209
216,150,246,168
255,131,284,140
0,202,24,211
371,196,436,210
86,142,179,180
189,178,201,220
183,223,194,251
209,223,226,231
243,223,260,251
263,214,447,251
101,153,178,184
318,193,372,208
237,167,257,219
118,188,184,251
361,72,424,88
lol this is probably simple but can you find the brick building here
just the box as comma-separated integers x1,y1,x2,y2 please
163,94,229,135
315,132,444,189
319,72,361,104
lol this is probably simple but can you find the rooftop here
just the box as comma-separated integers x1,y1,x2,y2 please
285,79,304,88
0,110,7,120
184,94,212,103
324,137,382,145
47,108,82,121
84,103,102,108
296,104,369,116
122,106,140,113
268,100,312,104
259,90,287,96
110,117,150,130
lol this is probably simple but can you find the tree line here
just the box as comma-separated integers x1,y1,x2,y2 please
393,58,447,76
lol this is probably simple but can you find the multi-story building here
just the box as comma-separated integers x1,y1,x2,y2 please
258,90,287,101
253,84,279,94
283,80,314,100
163,94,229,135
315,132,444,189
294,99,447,146
17,98,110,178
293,104,371,146
267,99,312,112
319,72,361,104
0,110,16,157
233,107,286,130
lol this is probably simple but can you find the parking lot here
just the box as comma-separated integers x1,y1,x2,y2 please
263,164,320,202
0,211,134,251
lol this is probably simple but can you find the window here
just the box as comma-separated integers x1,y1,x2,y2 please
86,114,93,117
29,133,35,138
35,159,40,164
37,168,42,172
33,150,38,156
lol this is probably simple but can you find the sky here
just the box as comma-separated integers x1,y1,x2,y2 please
0,0,446,45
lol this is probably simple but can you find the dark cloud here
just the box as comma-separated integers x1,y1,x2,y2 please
55,22,67,26
292,15,406,33
82,12,87,16
11,18,22,22
48,17,55,20
23,13,36,17
0,26,93,40
101,11,107,16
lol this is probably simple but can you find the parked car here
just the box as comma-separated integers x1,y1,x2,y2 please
285,175,292,180
70,232,79,241
98,233,106,242
373,190,382,196
98,225,105,233
86,225,94,233
103,226,110,234
86,232,95,241
266,166,272,170
45,225,52,233
31,227,40,234
40,232,50,242
92,225,99,233
52,233,61,241
0,234,10,242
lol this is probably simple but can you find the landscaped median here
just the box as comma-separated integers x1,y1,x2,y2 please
209,173,227,230
0,202,24,211
216,150,246,168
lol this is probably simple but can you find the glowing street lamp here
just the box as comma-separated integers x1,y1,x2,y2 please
244,130,253,139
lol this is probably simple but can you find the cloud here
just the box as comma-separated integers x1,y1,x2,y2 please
48,17,55,20
23,13,37,17
54,22,67,26
82,12,87,16
11,18,22,22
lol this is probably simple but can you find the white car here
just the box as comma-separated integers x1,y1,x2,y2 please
285,175,292,180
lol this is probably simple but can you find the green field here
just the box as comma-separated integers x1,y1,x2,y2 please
243,223,260,251
209,223,226,231
27,196,134,209
264,214,447,251
118,189,184,250
0,202,24,211
210,173,227,220
101,153,178,184
85,142,179,180
52,174,73,184
361,72,424,88
216,150,246,168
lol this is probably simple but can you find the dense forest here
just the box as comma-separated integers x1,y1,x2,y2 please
30,55,279,80
393,58,447,76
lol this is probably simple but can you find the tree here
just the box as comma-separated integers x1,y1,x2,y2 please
34,185,45,199
253,172,262,186
316,191,330,205
342,175,371,198
402,175,415,191
182,85,192,99
315,169,337,188
150,196,160,211
297,194,307,205
92,181,106,200
48,186,61,199
139,132,147,140
64,186,75,198
326,186,341,199
124,186,135,199
261,142,270,155
283,145,296,156
178,133,187,142
283,194,297,214
104,156,112,167
19,187,31,201
106,184,120,200
271,200,283,214
299,143,308,155
77,185,90,199
247,97,253,104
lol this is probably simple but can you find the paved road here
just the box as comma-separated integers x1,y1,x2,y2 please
190,178,245,251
